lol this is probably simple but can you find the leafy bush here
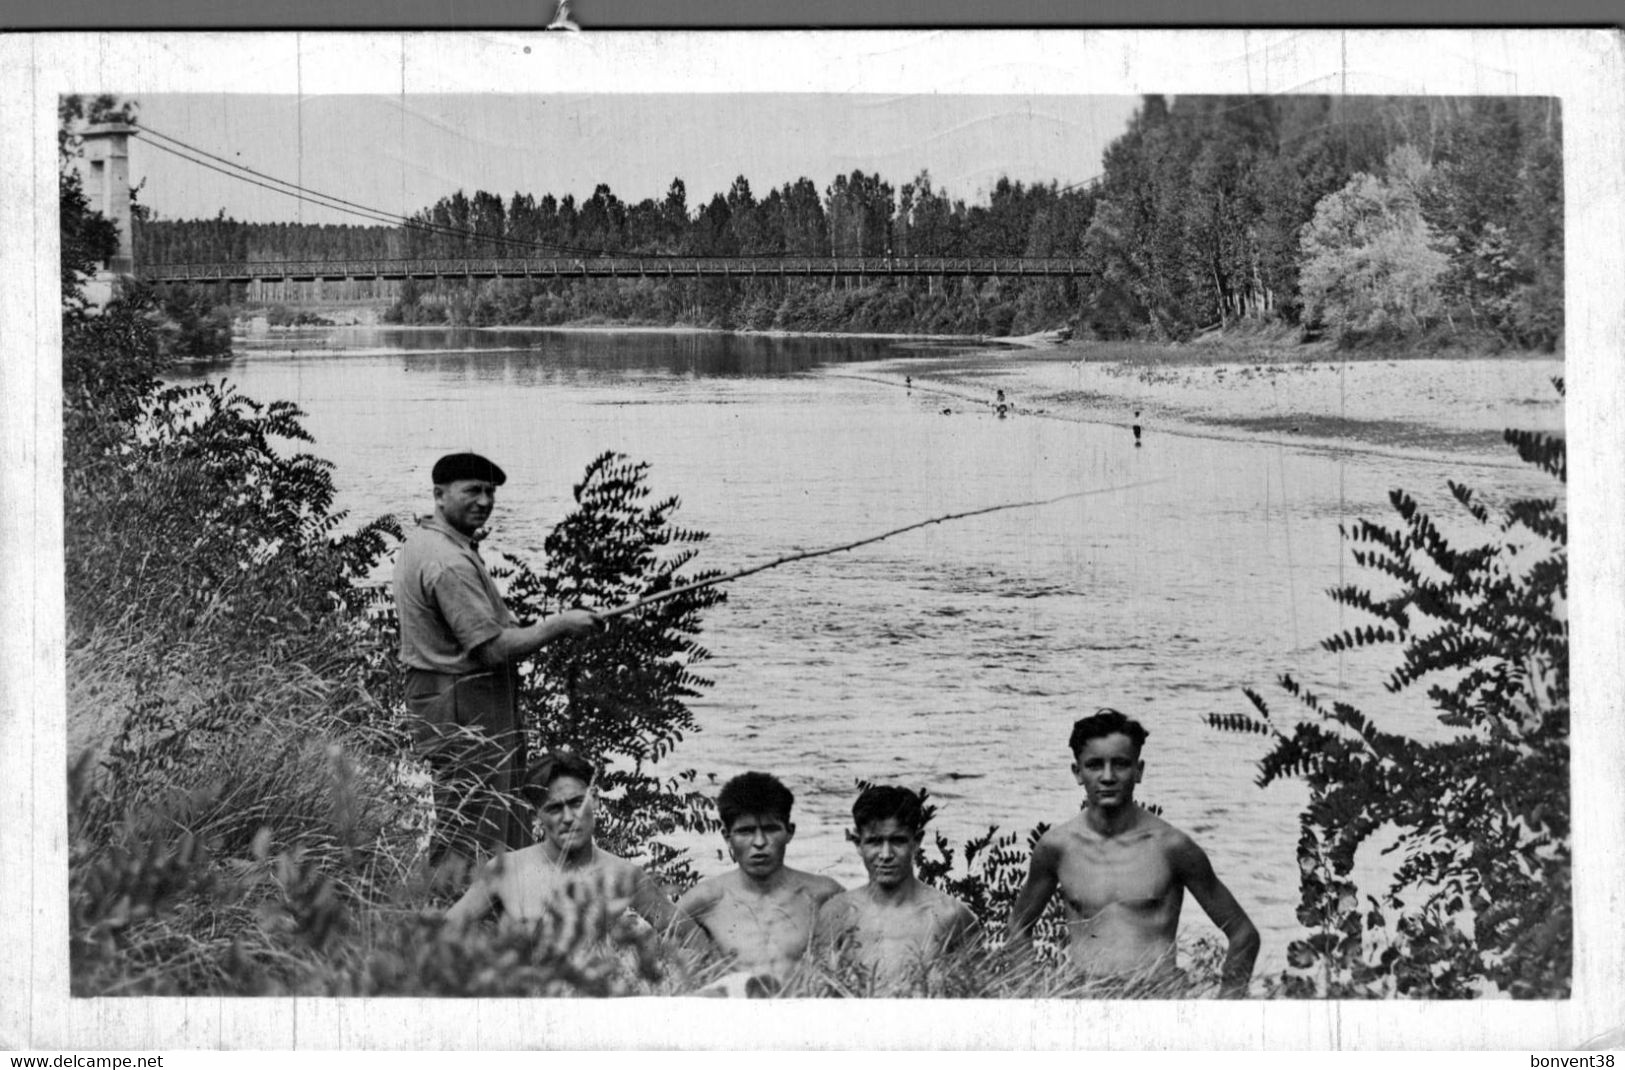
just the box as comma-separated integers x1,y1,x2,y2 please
66,382,396,645
60,168,120,315
917,824,1063,955
1209,383,1568,997
497,451,728,891
264,303,336,328
144,282,234,359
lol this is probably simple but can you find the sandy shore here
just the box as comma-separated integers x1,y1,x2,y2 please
857,335,1566,467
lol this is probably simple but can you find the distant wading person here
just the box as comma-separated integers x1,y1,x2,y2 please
1006,708,1260,997
672,772,843,992
812,785,978,993
393,452,602,865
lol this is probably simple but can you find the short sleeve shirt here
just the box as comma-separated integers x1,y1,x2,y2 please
393,516,519,674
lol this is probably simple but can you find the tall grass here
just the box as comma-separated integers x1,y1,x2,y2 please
771,935,1226,1000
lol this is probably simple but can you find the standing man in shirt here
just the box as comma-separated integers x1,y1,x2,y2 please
393,452,602,866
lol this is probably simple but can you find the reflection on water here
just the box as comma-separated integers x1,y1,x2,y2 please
176,328,1557,972
233,326,973,379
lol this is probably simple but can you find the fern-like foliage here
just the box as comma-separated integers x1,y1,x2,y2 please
498,451,728,891
917,822,1066,958
1209,387,1568,998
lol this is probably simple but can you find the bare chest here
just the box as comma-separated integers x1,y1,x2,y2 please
492,864,631,925
704,889,820,963
841,900,951,959
1055,837,1179,918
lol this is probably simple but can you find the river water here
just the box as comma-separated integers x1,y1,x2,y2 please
180,326,1563,971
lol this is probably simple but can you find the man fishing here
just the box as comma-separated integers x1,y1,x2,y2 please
811,785,978,993
671,772,843,990
1006,708,1260,997
393,452,602,865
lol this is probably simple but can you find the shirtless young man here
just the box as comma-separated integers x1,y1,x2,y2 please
672,772,843,986
1006,709,1260,997
812,785,978,992
444,751,676,936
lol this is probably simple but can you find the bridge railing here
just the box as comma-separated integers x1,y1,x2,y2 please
138,255,1090,281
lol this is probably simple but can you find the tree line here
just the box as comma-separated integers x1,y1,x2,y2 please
134,94,1562,349
135,171,1086,263
1078,95,1562,349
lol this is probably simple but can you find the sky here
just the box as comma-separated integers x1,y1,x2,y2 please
126,93,1142,226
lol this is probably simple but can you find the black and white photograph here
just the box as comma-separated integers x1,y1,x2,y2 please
3,29,1622,1050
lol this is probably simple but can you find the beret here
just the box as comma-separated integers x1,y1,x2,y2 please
431,452,507,486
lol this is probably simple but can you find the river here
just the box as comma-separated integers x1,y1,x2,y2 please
179,325,1564,972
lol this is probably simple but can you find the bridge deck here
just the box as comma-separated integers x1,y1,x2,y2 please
138,255,1091,284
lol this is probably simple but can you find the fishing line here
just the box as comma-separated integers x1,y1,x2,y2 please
541,476,1164,898
598,475,1169,621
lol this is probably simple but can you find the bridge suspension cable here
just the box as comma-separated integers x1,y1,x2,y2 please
137,123,655,261
139,131,418,230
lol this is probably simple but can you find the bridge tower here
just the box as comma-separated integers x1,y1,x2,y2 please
79,122,137,306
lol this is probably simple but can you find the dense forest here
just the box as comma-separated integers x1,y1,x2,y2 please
135,95,1563,350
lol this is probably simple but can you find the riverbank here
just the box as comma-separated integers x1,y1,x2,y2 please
225,316,1565,466
853,334,1566,467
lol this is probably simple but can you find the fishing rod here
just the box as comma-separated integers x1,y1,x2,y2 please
597,476,1168,622
527,476,1164,876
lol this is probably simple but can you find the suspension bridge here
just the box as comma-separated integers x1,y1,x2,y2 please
77,122,1095,296
141,255,1092,284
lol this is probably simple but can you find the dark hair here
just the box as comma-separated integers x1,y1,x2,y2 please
1068,707,1150,757
520,750,596,809
851,785,927,836
717,771,793,830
